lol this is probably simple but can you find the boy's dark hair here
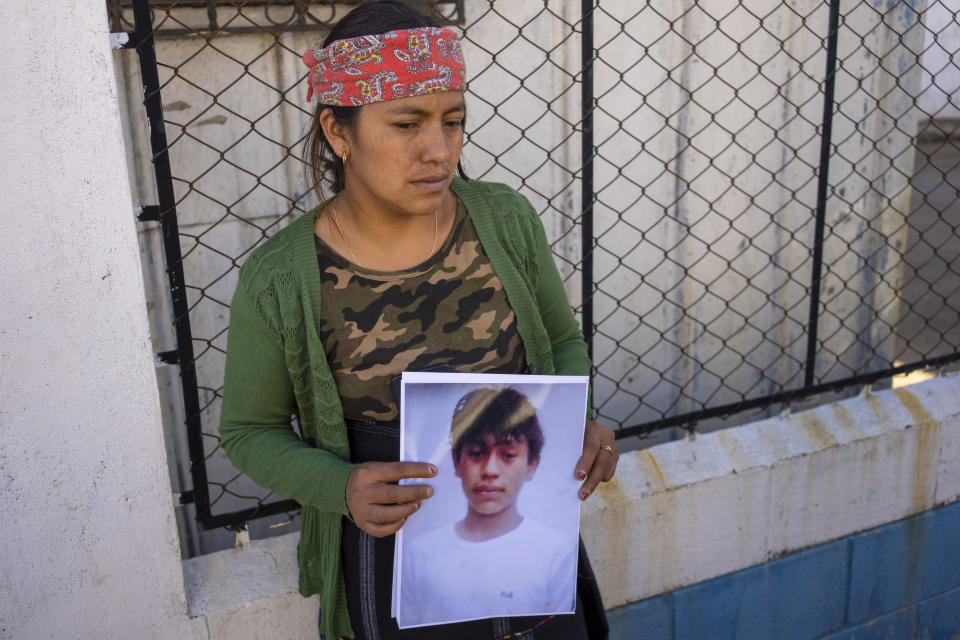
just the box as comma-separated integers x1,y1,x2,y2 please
303,0,468,200
450,387,544,464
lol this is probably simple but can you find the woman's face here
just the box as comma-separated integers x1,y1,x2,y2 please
339,91,465,217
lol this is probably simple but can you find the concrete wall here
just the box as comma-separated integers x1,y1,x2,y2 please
0,2,205,639
920,0,960,120
606,501,960,639
583,372,960,611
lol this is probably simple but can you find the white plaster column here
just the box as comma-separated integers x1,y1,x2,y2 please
0,2,206,638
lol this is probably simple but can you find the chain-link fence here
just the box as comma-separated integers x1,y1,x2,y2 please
112,0,960,557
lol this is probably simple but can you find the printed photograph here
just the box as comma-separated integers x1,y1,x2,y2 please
394,372,589,629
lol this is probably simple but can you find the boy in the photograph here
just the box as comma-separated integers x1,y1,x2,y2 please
400,387,578,627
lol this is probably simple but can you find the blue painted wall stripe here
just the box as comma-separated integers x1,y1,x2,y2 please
916,586,960,640
672,540,847,640
818,605,916,640
607,594,672,640
607,500,960,640
848,500,960,623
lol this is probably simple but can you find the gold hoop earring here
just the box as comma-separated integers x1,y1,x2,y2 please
341,148,348,165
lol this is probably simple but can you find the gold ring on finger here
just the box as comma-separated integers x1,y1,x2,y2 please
600,444,616,455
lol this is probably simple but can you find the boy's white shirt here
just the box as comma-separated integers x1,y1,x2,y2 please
398,516,577,628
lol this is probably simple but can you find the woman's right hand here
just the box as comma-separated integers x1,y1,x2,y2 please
345,461,438,538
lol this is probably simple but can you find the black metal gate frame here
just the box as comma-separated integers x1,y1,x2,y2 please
121,0,960,531
122,0,297,529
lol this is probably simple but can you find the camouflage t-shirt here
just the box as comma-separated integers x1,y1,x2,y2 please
315,199,526,422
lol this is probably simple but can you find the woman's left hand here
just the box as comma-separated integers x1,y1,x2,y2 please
575,420,619,500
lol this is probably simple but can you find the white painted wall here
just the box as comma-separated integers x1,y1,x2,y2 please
0,2,204,639
920,0,960,119
583,372,960,608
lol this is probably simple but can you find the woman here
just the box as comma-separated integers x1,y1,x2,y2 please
219,2,619,638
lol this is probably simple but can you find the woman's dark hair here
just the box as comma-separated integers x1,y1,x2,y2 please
304,0,468,202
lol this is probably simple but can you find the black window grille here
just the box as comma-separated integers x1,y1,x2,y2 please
108,0,465,34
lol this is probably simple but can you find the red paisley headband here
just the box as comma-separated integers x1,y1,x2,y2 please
301,26,466,105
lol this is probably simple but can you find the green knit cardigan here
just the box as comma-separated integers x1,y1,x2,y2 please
219,178,591,639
